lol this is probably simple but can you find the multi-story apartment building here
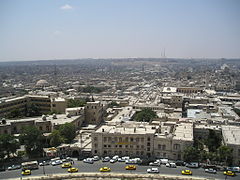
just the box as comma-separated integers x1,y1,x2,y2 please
91,123,155,158
0,95,67,118
154,122,193,160
91,122,193,160
222,125,240,165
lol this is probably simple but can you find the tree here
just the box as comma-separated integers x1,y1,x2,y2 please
183,146,200,162
132,108,157,122
108,101,120,108
0,134,19,159
26,103,41,117
217,145,233,166
67,99,86,108
49,130,63,147
19,126,44,158
58,123,76,144
205,130,222,152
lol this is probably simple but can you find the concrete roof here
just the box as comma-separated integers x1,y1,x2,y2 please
222,125,240,145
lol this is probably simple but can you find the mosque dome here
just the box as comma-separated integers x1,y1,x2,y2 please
36,79,49,87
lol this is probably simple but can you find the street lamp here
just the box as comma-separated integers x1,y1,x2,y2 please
42,163,45,175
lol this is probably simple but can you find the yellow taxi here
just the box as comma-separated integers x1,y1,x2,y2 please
125,165,136,170
181,169,192,175
99,167,111,172
224,171,236,176
62,162,72,168
68,167,78,173
21,169,31,175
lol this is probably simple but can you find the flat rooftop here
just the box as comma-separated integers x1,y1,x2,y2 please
173,123,193,141
95,123,156,135
222,125,240,145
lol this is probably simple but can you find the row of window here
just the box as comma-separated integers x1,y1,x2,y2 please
98,136,151,143
101,144,147,149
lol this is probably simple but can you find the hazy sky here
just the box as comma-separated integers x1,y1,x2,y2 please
0,0,240,61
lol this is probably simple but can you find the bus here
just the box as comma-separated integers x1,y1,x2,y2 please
21,161,39,170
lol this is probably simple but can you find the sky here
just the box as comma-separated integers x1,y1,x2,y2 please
0,0,240,61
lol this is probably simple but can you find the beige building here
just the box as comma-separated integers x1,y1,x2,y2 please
0,95,67,118
154,122,193,160
84,101,104,125
222,125,240,165
92,122,155,158
0,114,84,135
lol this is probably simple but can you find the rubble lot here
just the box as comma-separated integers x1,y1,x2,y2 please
15,173,210,180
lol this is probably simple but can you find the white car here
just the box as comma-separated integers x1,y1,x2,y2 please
83,158,94,164
102,157,111,162
112,155,119,160
160,159,169,165
147,167,159,173
51,160,62,166
149,161,161,166
126,159,138,164
205,168,217,174
122,156,130,161
93,156,100,161
110,159,117,163
166,162,176,168
118,158,125,162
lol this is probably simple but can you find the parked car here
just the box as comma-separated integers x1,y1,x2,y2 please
166,162,177,168
110,159,117,163
8,165,21,170
205,168,217,174
118,158,125,162
149,161,161,166
186,162,199,168
160,159,169,165
93,156,100,161
102,157,111,162
147,167,159,173
175,160,186,166
39,161,50,166
126,159,138,164
83,158,94,164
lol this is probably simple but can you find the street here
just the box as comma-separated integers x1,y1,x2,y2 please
1,159,238,180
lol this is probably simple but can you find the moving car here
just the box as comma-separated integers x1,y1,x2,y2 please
186,162,199,168
68,167,78,173
224,171,236,176
51,160,62,166
125,165,136,170
181,169,192,175
166,162,177,168
99,167,111,172
8,165,21,170
147,167,159,173
205,168,217,174
21,169,31,175
62,162,72,168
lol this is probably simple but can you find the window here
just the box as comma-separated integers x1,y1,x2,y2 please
174,144,180,150
130,138,133,142
141,145,144,149
94,144,98,148
125,145,128,148
147,142,150,146
136,138,139,142
94,137,98,141
119,137,122,142
158,144,161,150
141,138,144,142
103,137,107,142
147,147,150,151
162,145,166,150
119,145,122,148
147,137,150,141
94,150,97,153
39,126,43,131
141,151,144,155
104,145,107,148
125,137,128,142
108,145,111,148
108,137,112,142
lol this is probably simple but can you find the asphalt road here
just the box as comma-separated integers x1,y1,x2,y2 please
1,159,239,180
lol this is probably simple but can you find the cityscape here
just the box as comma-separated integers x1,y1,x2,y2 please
1,0,240,180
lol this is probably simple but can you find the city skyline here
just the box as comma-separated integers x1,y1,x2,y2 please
1,0,240,61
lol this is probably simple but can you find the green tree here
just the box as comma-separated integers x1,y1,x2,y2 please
49,130,63,147
183,146,200,162
0,134,19,159
217,145,233,166
6,109,23,119
26,103,41,117
67,99,86,108
109,101,120,108
205,130,222,152
132,108,157,122
19,126,44,158
58,123,76,144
